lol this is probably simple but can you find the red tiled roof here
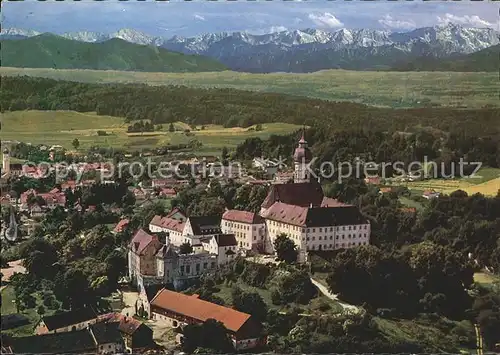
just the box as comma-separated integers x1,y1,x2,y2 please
113,219,130,233
150,289,251,333
20,189,66,205
97,313,145,335
321,197,350,207
129,229,160,255
222,210,265,224
262,202,308,226
262,202,367,227
159,188,176,197
150,215,185,233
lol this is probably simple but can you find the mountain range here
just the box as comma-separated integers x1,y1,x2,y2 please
0,34,227,72
1,24,498,73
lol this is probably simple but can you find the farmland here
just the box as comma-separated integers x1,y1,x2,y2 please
1,67,497,109
389,167,500,197
0,110,301,154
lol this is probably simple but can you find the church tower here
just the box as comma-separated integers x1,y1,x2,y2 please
2,148,10,178
293,130,312,184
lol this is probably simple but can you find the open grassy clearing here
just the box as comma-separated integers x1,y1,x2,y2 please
374,316,475,353
212,280,344,315
0,110,301,153
389,167,500,197
1,67,497,109
1,285,54,337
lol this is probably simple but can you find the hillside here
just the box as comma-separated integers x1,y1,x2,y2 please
391,45,499,72
0,34,227,72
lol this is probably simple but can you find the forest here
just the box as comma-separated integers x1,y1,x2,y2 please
2,76,499,137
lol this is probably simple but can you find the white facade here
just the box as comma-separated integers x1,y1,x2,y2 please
221,219,266,250
149,222,184,246
265,219,371,253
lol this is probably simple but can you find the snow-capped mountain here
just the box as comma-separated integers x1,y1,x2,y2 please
0,28,40,40
1,23,498,72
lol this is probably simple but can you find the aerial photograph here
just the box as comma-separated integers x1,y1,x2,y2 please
0,0,499,354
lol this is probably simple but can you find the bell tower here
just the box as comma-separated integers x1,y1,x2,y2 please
293,129,312,184
2,148,10,178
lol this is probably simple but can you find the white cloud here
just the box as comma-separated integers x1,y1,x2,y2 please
193,14,205,21
308,12,344,28
378,14,416,30
270,26,287,33
437,13,496,28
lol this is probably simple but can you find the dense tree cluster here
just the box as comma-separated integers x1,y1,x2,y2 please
2,76,499,136
326,243,473,318
235,129,500,173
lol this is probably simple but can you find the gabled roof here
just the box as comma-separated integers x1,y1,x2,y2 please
321,197,350,207
129,229,161,255
262,202,368,227
150,215,185,233
214,234,238,247
222,210,265,224
41,308,97,331
261,181,324,209
89,322,123,345
150,289,251,333
8,329,96,354
188,215,222,235
97,313,151,336
113,218,130,233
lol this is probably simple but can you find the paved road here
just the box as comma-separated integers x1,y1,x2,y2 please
310,278,360,314
474,323,483,355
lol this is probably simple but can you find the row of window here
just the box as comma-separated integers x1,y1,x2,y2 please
268,220,368,233
306,234,369,242
179,261,216,275
306,241,368,250
223,221,260,231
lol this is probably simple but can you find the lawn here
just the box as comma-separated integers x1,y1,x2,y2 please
0,110,301,153
1,67,497,109
1,286,46,336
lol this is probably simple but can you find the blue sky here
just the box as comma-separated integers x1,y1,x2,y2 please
2,0,499,37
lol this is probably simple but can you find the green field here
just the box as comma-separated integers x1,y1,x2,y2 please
0,110,301,153
388,167,500,197
1,67,497,109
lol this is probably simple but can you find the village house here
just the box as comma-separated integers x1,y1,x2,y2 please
423,189,441,199
19,188,66,211
155,243,217,283
97,313,154,352
36,308,98,335
150,288,263,350
221,210,266,251
5,323,125,355
112,218,130,234
149,211,186,246
157,187,177,198
128,228,218,290
201,234,238,265
128,229,163,284
181,215,223,247
88,322,125,355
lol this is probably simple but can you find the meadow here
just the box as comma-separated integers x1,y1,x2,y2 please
1,67,497,109
389,167,500,197
0,110,301,154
